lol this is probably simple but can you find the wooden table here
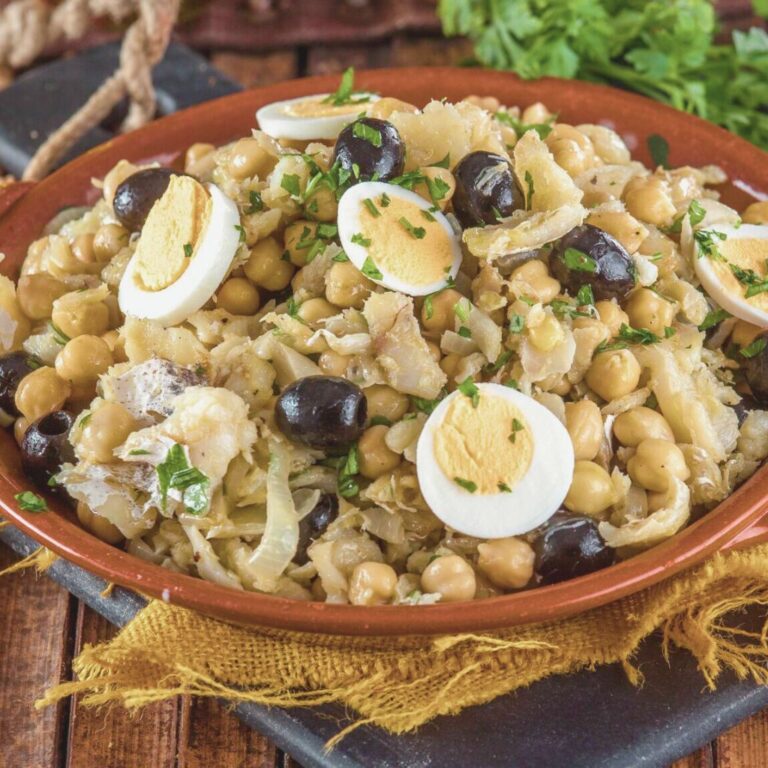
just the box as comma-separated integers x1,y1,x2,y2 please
2,16,768,767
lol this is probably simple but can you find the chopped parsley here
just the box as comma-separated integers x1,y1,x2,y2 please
503,379,520,390
337,444,360,498
49,321,70,346
485,349,513,374
432,154,451,169
411,393,444,414
694,229,727,260
398,216,426,239
234,224,246,243
353,121,383,147
245,190,264,214
426,175,451,204
698,308,731,331
183,242,193,258
78,412,92,428
351,232,372,247
495,110,554,140
280,174,302,200
457,326,472,338
576,284,595,307
352,162,361,179
369,415,393,427
316,223,338,239
508,314,525,333
508,417,524,443
421,209,436,223
423,293,435,320
454,477,478,493
458,376,480,407
322,67,372,107
156,443,209,515
454,298,471,324
618,323,661,345
664,326,677,338
550,299,591,319
688,199,706,227
524,170,535,208
286,296,301,318
647,133,669,169
14,490,47,512
498,482,512,493
728,262,768,298
563,247,597,273
740,337,767,359
332,250,349,262
362,198,380,217
128,449,150,456
361,256,383,280
380,193,391,207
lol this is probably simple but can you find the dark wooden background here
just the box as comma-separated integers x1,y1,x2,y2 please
2,1,768,765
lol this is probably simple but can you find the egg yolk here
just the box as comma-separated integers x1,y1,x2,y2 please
434,392,533,495
285,97,367,118
359,195,454,286
708,236,768,311
132,175,211,292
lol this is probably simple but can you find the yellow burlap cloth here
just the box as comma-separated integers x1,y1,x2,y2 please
5,533,768,747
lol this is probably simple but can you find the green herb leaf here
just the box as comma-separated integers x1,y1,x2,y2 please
508,314,525,333
286,296,301,318
369,415,393,427
485,349,513,374
156,443,209,515
495,111,554,139
694,229,727,260
426,175,451,203
698,308,731,331
183,242,193,258
399,216,426,239
617,323,661,345
421,209,436,222
498,482,512,493
280,173,302,199
503,378,520,390
128,449,150,456
688,199,706,227
332,250,350,262
317,223,338,239
740,337,768,358
361,256,383,280
524,170,535,208
380,193,391,207
508,417,524,443
458,376,480,407
432,153,451,168
353,121,383,147
457,325,472,338
351,232,372,247
234,224,246,243
246,190,264,214
424,294,435,320
48,321,70,346
563,247,597,273
576,284,595,306
454,477,478,493
411,393,444,414
15,490,47,512
391,171,426,190
454,298,471,324
337,444,360,498
362,198,380,217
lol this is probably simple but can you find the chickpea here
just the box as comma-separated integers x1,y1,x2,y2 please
586,210,648,254
527,311,564,352
627,438,690,492
364,385,409,424
14,367,71,422
732,320,763,349
564,460,616,517
284,220,320,266
420,288,464,334
227,137,277,180
325,261,374,309
296,297,337,324
426,340,441,363
743,201,768,226
16,273,67,320
476,537,535,590
639,229,681,277
13,417,28,447
69,234,99,272
508,260,560,305
318,350,349,377
624,288,675,335
439,352,461,382
585,348,641,402
413,167,456,212
420,555,476,602
51,298,110,339
93,223,129,261
357,425,401,480
545,124,596,176
522,102,552,125
367,97,420,121
595,300,630,337
624,177,676,227
184,142,215,175
55,335,113,384
464,94,501,112
216,278,260,315
77,402,137,463
564,400,603,461
304,185,338,222
647,490,667,513
613,406,674,447
76,501,124,545
244,236,294,291
348,561,398,606
46,236,82,277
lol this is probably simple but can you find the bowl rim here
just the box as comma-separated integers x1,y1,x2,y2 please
2,66,768,636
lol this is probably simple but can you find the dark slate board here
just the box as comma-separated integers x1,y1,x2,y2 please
2,45,768,767
2,523,767,768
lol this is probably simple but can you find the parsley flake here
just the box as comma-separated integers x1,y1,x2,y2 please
353,121,383,147
498,482,512,493
351,232,372,247
361,256,383,280
15,490,47,512
563,247,597,273
246,190,264,213
183,242,193,258
399,216,426,239
741,337,767,358
458,376,480,407
362,198,380,217
454,477,478,493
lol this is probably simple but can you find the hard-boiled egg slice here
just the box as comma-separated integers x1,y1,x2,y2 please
119,176,240,327
337,181,462,296
416,383,574,539
256,93,379,141
694,223,768,328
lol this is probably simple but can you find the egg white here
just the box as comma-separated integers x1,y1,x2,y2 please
118,183,240,327
694,223,768,328
256,94,379,141
337,181,462,297
416,383,575,539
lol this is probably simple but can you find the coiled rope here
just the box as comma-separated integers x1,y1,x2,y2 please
0,0,180,180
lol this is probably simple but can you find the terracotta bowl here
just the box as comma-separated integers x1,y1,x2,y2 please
2,67,768,636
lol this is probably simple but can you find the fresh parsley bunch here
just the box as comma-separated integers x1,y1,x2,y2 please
438,0,768,149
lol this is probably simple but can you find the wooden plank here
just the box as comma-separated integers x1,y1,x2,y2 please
65,602,180,768
716,708,768,767
670,744,715,768
177,696,279,768
0,541,74,768
210,51,299,89
306,43,393,76
390,35,475,67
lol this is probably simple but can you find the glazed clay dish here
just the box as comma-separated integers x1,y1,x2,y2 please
1,68,768,636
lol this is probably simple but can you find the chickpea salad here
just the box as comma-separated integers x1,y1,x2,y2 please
3,69,768,606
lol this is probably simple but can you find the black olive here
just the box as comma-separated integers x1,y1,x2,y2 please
0,353,41,417
294,493,340,565
113,167,181,231
21,410,76,489
550,224,636,301
534,514,614,585
332,118,405,183
452,151,524,228
733,394,761,426
742,331,768,405
275,376,367,451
